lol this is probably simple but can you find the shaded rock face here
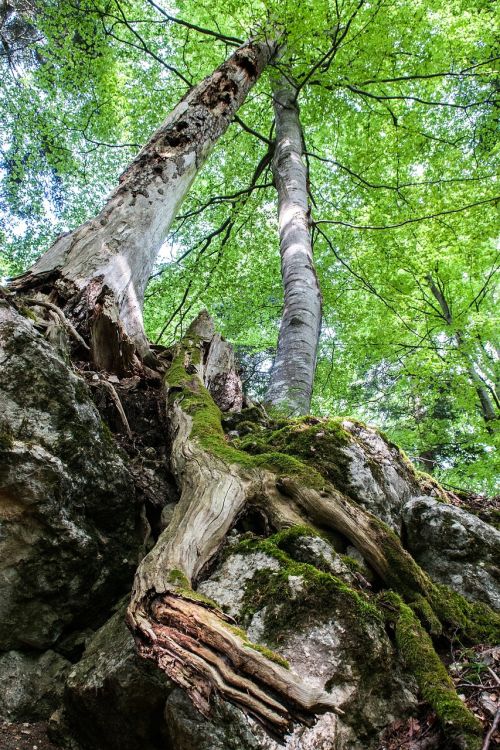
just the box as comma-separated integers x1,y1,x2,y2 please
0,303,141,650
62,603,174,750
165,689,263,750
403,497,500,611
0,649,70,721
57,537,416,750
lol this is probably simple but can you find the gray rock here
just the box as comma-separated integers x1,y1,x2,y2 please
403,496,500,610
63,603,173,750
165,689,263,750
197,552,280,617
0,304,141,649
197,545,417,749
282,535,356,581
0,649,70,720
339,420,420,531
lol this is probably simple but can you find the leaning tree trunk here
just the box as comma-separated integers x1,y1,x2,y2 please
426,274,498,425
126,310,498,749
9,38,276,373
265,78,322,416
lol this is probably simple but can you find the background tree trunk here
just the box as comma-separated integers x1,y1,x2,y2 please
10,38,276,372
426,274,498,425
265,78,322,416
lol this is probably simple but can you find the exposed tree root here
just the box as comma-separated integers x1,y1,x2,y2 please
126,312,498,749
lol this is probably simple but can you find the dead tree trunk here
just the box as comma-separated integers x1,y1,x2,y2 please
265,78,322,416
10,38,276,373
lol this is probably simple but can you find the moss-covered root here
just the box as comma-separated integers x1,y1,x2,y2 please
380,593,482,750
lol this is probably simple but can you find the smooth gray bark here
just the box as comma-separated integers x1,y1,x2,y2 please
265,79,321,415
426,274,498,425
11,38,276,370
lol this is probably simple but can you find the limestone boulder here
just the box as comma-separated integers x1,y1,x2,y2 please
62,603,173,750
0,649,70,720
0,303,140,650
403,496,500,611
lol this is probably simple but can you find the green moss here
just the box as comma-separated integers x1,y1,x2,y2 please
379,592,482,750
0,422,14,450
167,569,191,588
415,470,449,501
179,587,221,608
235,532,381,648
165,347,326,490
165,568,220,608
220,613,290,669
429,584,500,644
18,305,38,321
99,418,115,445
410,595,442,636
340,555,363,573
371,516,431,600
244,642,290,669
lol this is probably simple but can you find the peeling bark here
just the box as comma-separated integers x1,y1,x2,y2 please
10,39,276,372
265,78,322,415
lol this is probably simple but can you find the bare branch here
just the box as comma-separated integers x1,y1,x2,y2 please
315,197,499,230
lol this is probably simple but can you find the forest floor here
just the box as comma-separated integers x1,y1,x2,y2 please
0,721,57,750
380,644,500,749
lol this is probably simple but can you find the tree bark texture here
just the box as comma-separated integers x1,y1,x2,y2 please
265,79,322,416
426,275,498,425
10,38,276,372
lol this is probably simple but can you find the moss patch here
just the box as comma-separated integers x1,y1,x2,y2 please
243,642,290,669
379,592,482,750
234,531,382,649
0,422,14,450
165,343,326,490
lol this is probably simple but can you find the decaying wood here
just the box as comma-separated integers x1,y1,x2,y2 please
124,312,493,750
23,297,90,351
10,39,276,373
127,313,343,735
100,379,133,439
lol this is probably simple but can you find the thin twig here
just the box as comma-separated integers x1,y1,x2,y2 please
24,298,90,351
482,707,500,750
487,666,500,686
100,380,133,439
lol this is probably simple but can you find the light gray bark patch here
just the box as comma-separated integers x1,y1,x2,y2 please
265,78,322,416
10,40,276,365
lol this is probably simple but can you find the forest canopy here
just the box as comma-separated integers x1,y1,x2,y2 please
1,0,498,491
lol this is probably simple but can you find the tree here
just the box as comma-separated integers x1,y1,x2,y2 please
265,75,321,415
10,36,276,371
1,2,499,749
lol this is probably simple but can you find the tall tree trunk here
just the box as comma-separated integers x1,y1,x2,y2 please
426,274,498,425
265,78,322,416
10,38,276,373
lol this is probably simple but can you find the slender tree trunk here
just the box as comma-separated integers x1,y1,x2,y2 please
426,274,498,425
10,38,276,373
265,78,322,415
